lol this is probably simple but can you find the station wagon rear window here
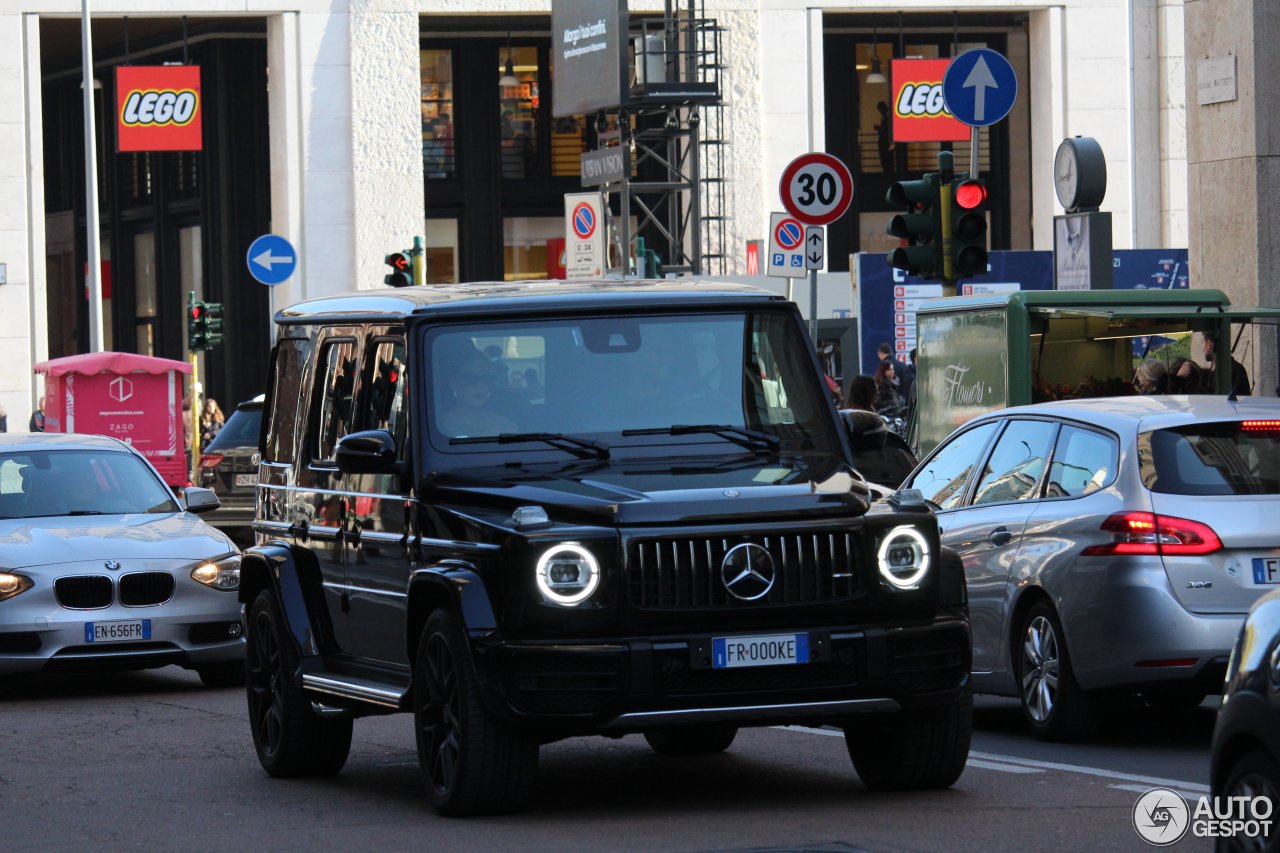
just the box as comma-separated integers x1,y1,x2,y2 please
1141,421,1280,495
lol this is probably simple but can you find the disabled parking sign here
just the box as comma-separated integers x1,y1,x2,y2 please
767,213,806,278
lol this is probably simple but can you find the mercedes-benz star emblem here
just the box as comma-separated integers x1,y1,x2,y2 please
104,560,121,571
720,543,776,601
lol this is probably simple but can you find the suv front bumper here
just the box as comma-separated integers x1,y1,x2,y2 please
474,617,970,733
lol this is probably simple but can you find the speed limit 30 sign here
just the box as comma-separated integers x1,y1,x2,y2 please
779,152,854,226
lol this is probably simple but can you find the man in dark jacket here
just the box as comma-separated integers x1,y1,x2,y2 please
1204,331,1250,396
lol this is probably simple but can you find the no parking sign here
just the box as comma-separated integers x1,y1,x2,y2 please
564,192,606,279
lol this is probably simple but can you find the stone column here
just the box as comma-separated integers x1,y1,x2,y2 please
1184,0,1280,396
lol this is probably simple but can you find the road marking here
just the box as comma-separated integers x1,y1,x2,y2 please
1109,783,1207,802
968,751,1209,793
966,758,1044,774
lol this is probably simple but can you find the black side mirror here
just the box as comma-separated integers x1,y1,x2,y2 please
183,486,221,514
335,429,397,474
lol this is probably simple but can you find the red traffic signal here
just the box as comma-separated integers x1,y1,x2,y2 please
954,179,988,210
384,251,413,287
191,304,206,320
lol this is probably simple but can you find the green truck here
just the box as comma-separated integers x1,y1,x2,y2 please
913,289,1280,454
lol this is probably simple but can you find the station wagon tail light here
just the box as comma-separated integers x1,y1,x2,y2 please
877,526,932,590
1081,512,1222,556
191,556,241,590
535,543,600,606
0,571,33,602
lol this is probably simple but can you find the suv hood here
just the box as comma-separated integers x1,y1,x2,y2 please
0,513,233,569
428,455,870,526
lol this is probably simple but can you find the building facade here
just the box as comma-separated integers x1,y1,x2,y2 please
3,0,1193,426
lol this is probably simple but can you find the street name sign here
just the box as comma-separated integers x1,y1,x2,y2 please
942,48,1017,128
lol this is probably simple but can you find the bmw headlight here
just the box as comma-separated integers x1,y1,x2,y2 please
191,556,241,591
877,526,931,590
535,543,600,606
0,571,33,602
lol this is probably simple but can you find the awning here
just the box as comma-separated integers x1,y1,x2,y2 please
34,351,193,377
1030,304,1280,322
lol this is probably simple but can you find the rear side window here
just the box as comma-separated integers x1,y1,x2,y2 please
971,419,1058,506
1045,426,1117,498
1142,422,1280,495
205,407,262,452
908,421,999,510
264,340,308,464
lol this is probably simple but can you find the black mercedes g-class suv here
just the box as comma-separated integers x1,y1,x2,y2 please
240,279,970,815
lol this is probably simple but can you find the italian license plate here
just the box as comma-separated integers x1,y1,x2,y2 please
1253,558,1280,585
712,633,809,669
84,620,151,643
234,474,256,487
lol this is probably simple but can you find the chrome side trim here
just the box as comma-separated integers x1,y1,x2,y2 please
301,673,405,709
257,482,410,502
600,697,900,729
249,519,498,554
321,581,409,600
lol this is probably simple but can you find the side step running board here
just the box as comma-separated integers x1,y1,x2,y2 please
302,673,406,710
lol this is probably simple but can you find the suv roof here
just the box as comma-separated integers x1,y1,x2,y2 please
276,279,784,325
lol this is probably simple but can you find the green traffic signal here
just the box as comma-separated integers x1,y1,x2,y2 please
885,175,944,279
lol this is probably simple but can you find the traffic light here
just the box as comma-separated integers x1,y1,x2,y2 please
188,292,209,352
885,174,943,279
204,302,225,349
384,252,412,287
950,177,989,279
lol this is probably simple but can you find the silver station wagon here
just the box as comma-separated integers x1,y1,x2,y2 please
902,396,1280,739
0,434,244,685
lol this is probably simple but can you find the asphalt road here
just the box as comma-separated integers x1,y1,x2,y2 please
2,667,1215,852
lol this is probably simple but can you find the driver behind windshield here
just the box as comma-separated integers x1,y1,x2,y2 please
438,345,516,438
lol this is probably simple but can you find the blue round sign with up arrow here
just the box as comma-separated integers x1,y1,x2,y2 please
942,48,1018,128
246,234,297,286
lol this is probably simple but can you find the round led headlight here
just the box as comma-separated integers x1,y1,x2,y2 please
877,526,931,590
192,556,241,591
535,543,600,606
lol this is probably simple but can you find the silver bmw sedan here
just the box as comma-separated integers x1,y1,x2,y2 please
902,396,1280,739
0,433,244,686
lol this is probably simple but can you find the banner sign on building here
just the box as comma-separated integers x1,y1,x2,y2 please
115,65,203,152
890,59,969,143
551,0,628,118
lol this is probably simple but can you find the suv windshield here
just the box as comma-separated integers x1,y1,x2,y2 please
1141,421,1280,495
206,405,263,452
0,450,179,518
426,312,835,454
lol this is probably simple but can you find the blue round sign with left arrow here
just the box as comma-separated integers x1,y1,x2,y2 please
246,234,297,286
942,48,1017,128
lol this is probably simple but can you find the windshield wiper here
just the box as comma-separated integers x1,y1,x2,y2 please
621,424,781,452
450,432,610,460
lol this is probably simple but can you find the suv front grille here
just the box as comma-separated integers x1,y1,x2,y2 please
119,572,175,606
627,531,863,609
55,576,113,609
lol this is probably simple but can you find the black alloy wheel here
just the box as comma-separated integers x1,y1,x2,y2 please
1216,750,1280,853
245,588,352,777
413,609,537,815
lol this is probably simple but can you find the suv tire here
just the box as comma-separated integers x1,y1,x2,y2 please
845,687,972,790
414,609,538,816
246,588,352,777
644,724,739,756
196,660,245,688
1017,601,1097,741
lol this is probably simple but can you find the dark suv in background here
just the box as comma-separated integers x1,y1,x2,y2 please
198,395,263,545
239,280,972,816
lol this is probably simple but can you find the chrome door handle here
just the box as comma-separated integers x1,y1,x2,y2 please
988,527,1013,547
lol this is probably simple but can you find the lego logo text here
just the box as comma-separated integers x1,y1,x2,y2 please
895,83,954,118
121,90,199,127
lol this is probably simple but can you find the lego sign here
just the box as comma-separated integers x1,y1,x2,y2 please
115,65,203,152
890,59,968,143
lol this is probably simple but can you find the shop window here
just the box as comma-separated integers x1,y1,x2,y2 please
504,216,561,280
421,49,456,179
499,46,539,179
425,218,459,284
